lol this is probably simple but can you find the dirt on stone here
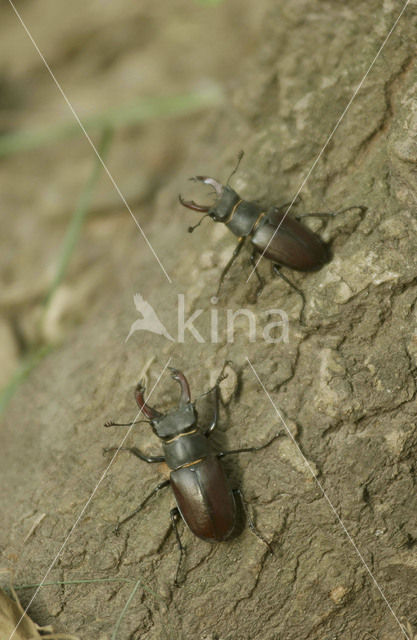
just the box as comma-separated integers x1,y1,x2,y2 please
1,1,417,639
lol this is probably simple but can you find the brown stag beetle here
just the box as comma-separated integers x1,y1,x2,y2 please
104,365,279,586
179,152,366,320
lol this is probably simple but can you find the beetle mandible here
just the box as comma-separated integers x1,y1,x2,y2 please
179,152,366,319
104,366,279,585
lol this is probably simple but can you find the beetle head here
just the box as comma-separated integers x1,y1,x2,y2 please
179,152,244,230
179,178,241,230
135,369,198,440
151,403,197,440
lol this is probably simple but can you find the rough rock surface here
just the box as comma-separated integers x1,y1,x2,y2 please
1,1,417,639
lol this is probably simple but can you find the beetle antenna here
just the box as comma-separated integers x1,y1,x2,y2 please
226,150,244,185
188,214,210,233
104,419,150,428
217,359,234,385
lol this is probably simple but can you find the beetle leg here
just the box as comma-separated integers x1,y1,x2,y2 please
112,479,170,535
203,383,220,437
272,264,306,325
193,362,231,436
273,194,303,212
233,488,273,554
217,432,280,458
170,507,186,587
213,236,246,301
249,250,265,299
103,446,165,464
294,205,367,221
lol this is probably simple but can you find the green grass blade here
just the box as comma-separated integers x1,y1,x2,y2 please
43,127,113,308
0,129,113,416
0,89,221,157
0,344,53,415
111,578,143,640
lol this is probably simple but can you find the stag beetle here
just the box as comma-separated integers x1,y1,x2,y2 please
104,366,278,585
179,152,366,318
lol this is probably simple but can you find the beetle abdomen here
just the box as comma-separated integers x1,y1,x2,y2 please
170,456,236,542
252,215,329,271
